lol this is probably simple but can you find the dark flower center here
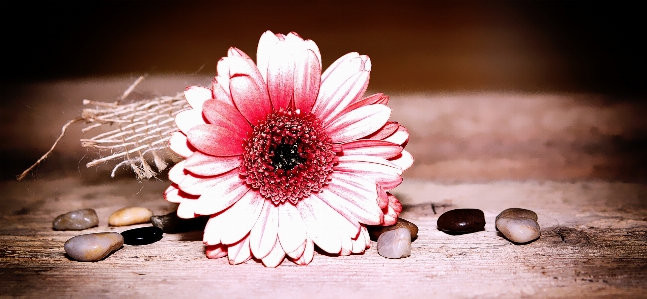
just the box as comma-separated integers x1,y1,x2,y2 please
240,109,339,205
271,142,303,171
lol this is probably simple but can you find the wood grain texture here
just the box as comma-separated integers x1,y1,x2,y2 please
1,178,645,298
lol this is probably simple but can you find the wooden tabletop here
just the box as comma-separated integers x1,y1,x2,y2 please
1,80,646,298
1,178,646,298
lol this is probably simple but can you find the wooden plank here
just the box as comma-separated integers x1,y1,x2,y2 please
1,178,646,298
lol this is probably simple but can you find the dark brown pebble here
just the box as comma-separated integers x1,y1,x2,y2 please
367,218,419,241
437,208,485,234
150,212,208,233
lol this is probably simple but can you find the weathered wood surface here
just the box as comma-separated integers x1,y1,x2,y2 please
1,178,646,298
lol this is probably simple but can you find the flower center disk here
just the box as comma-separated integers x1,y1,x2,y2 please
240,109,338,205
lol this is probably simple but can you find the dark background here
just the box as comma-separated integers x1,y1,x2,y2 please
1,0,645,95
1,0,646,182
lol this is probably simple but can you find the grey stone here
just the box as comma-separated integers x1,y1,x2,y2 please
64,232,124,262
53,209,99,231
377,227,412,259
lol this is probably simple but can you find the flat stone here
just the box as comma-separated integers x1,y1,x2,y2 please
121,226,163,245
377,228,412,259
437,208,485,234
496,208,538,222
367,218,419,241
496,208,541,243
150,212,208,233
53,209,99,231
108,207,153,226
64,232,124,262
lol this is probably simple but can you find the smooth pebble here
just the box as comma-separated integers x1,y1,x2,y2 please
496,208,538,222
377,228,412,259
496,208,541,243
53,209,99,231
64,232,123,262
121,226,163,245
109,207,153,226
437,208,485,234
150,212,208,233
367,218,419,241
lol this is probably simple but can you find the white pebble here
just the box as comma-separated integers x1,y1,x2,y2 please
377,227,411,259
496,218,540,243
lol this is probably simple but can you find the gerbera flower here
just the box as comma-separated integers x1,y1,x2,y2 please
164,31,413,267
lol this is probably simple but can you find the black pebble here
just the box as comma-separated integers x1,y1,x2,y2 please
121,226,163,245
437,209,485,234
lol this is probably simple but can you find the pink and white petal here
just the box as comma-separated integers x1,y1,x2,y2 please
297,199,341,255
321,71,370,125
342,139,402,159
250,203,279,260
266,40,295,110
257,30,281,84
229,75,272,126
187,124,245,156
314,189,379,227
329,171,381,202
168,160,188,184
203,215,221,245
202,190,263,245
340,235,352,256
227,235,252,265
286,240,306,260
261,242,286,268
377,183,389,209
303,39,322,70
168,132,194,158
314,71,369,125
227,53,266,95
184,86,212,110
382,193,403,226
340,93,387,115
293,238,314,266
194,174,249,215
389,150,414,171
164,183,198,203
177,199,198,219
164,184,181,202
337,155,402,174
201,99,252,136
383,125,409,145
327,104,391,143
293,49,321,113
205,244,228,259
320,52,361,83
175,109,206,135
277,203,307,254
326,172,384,225
364,121,400,140
335,160,403,191
350,234,365,254
219,191,265,245
184,152,240,177
299,196,359,252
351,226,369,254
216,57,231,82
212,76,233,104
